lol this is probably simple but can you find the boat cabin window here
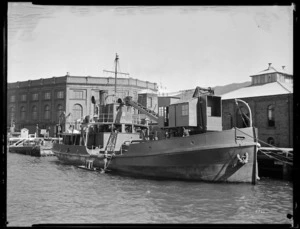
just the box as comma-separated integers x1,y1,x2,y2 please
125,125,132,133
114,124,122,133
207,96,221,117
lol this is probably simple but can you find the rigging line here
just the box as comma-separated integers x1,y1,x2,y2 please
234,127,293,156
261,150,293,159
261,151,293,162
259,150,293,165
236,105,248,127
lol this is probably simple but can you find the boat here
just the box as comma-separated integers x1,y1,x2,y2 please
52,54,259,184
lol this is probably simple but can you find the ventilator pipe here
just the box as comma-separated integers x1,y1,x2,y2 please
235,99,252,127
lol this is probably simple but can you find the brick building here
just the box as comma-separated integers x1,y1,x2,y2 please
221,63,293,148
7,75,157,136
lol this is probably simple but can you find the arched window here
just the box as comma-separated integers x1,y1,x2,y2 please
44,105,50,120
72,104,83,121
57,104,63,122
10,107,15,123
267,105,275,127
267,137,275,145
32,106,38,120
20,106,26,120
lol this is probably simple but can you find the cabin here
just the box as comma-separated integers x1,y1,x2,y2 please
158,87,222,134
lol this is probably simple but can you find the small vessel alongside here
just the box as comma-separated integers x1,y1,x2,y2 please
9,137,60,157
52,54,259,184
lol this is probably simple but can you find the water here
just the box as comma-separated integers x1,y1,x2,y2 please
7,152,293,226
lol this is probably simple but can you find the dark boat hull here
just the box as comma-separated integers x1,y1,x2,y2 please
9,146,38,155
52,127,258,184
110,145,256,183
52,144,104,167
108,127,258,183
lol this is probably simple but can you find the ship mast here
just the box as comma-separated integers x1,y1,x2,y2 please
103,54,130,102
114,53,119,98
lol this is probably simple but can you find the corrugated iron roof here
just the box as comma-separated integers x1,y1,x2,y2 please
221,82,293,100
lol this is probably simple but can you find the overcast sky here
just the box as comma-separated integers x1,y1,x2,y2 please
7,4,293,92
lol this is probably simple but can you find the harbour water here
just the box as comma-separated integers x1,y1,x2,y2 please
7,152,293,226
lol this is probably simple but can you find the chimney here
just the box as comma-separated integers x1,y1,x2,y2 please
66,72,70,76
282,66,286,70
268,63,272,69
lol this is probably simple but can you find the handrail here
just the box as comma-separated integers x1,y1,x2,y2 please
124,96,158,122
235,99,252,127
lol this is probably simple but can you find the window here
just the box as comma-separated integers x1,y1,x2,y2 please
182,104,188,116
57,91,64,99
44,92,51,100
57,104,64,122
9,107,15,123
147,97,152,108
44,105,50,120
20,106,26,120
73,91,84,99
10,95,16,102
267,105,275,127
32,93,39,101
159,107,164,116
267,137,275,145
133,91,137,101
32,106,38,120
21,94,27,102
73,104,83,121
268,75,272,83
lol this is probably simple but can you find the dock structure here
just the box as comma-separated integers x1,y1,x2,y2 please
8,137,59,157
257,147,293,180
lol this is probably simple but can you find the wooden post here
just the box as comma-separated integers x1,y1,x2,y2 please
282,163,291,180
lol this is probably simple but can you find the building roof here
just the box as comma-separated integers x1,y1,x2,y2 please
138,89,158,94
171,97,198,104
221,81,293,100
250,64,292,77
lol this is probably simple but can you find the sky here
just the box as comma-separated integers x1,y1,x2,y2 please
7,4,294,93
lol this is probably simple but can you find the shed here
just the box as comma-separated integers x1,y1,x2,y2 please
20,128,29,138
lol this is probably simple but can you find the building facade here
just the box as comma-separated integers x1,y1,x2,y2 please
7,75,157,136
221,63,293,148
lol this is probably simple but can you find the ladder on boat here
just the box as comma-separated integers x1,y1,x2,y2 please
124,96,158,122
105,132,118,152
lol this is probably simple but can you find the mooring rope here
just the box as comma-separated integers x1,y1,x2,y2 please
234,127,293,166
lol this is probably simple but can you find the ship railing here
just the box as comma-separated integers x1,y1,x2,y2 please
65,113,146,125
97,113,115,123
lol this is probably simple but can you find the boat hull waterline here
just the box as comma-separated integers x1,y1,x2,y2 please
52,127,258,184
